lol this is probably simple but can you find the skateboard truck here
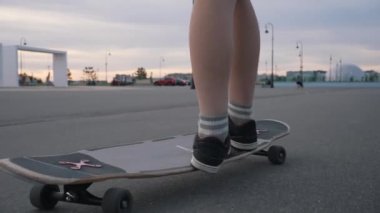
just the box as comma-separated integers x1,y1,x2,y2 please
58,160,102,170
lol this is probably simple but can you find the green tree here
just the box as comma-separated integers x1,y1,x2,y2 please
135,67,147,80
83,66,97,85
67,68,73,81
67,68,73,85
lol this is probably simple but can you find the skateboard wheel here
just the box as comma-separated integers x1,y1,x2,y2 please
268,146,286,165
30,184,60,210
102,188,133,213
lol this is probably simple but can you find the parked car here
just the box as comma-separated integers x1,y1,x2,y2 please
154,77,176,86
111,74,135,86
175,78,187,86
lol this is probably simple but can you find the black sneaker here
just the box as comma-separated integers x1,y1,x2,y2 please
229,118,258,150
191,135,230,173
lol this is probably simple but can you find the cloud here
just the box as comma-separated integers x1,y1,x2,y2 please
0,5,189,49
256,0,380,73
0,1,191,77
1,0,379,80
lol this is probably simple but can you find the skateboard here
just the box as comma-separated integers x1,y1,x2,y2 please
0,119,289,213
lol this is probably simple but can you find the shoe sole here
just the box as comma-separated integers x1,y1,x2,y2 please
191,156,220,173
230,139,258,150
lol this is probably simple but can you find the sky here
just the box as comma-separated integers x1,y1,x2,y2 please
1,0,379,81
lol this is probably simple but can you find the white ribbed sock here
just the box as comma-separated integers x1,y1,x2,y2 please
228,103,252,125
198,115,228,141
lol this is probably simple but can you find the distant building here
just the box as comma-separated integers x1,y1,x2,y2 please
166,73,193,80
257,74,286,83
257,74,270,82
332,64,365,82
286,70,326,82
364,70,379,82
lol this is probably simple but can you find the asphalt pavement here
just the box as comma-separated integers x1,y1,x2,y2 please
0,86,379,213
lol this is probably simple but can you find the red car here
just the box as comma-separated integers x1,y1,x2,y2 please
154,77,176,86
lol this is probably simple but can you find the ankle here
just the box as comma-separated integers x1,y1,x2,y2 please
198,115,228,141
228,103,252,126
229,116,250,126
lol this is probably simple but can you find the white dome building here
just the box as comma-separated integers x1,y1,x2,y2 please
333,64,364,82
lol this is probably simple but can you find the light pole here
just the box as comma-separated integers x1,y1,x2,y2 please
265,23,274,88
329,55,332,81
105,50,111,84
296,41,303,84
159,57,165,79
19,37,27,74
339,59,343,82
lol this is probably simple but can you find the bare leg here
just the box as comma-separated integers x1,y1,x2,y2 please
229,0,260,108
190,0,237,117
189,0,261,172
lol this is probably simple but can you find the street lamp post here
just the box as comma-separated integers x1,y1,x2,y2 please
329,55,333,81
265,23,274,88
159,57,165,79
19,37,27,74
296,41,303,84
105,51,111,84
339,59,343,82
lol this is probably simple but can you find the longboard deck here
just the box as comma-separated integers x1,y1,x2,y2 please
0,119,289,185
